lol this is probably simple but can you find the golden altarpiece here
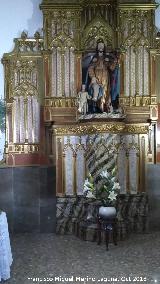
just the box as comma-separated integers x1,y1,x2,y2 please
2,0,160,237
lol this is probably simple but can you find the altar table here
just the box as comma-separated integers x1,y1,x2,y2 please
0,212,13,281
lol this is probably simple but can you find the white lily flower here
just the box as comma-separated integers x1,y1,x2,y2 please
100,170,110,179
84,178,90,187
108,191,117,201
104,185,108,190
113,182,121,190
86,191,95,198
84,182,93,191
111,177,116,183
83,184,89,193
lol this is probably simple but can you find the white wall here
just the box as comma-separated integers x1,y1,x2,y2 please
156,0,160,29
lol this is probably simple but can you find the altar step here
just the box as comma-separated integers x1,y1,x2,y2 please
56,195,148,241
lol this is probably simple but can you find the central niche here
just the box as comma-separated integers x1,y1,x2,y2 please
81,38,120,115
77,8,121,118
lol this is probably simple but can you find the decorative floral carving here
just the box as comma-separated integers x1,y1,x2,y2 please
119,8,155,48
53,122,149,136
82,16,114,49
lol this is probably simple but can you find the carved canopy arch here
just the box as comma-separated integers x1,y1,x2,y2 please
49,31,76,50
82,15,114,50
13,81,38,98
124,33,149,48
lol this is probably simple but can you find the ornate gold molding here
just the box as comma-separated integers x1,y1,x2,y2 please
53,122,149,136
40,0,116,9
82,13,114,49
49,33,76,50
2,49,43,102
126,124,149,134
40,3,82,10
6,143,40,154
118,6,155,48
53,122,125,135
154,37,160,52
45,97,77,108
119,96,157,107
2,31,43,56
81,0,115,5
119,4,158,10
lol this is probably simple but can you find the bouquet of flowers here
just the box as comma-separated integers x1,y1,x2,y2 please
83,168,120,206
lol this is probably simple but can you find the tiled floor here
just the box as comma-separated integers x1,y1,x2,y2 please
2,232,160,284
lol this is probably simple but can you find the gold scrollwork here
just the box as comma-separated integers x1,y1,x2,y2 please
119,96,157,107
45,97,77,108
8,143,40,154
2,56,40,101
54,123,125,136
53,122,149,136
82,15,114,49
125,124,149,134
119,6,156,48
49,31,76,50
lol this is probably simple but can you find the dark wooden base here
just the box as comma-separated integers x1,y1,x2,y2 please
97,217,118,250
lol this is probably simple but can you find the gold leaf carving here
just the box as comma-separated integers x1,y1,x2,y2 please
53,122,149,136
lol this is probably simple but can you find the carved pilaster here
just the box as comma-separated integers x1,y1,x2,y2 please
56,137,64,195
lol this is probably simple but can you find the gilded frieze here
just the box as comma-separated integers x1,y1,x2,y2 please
119,96,157,107
53,122,149,136
45,97,77,108
6,143,40,154
53,123,125,136
126,124,149,134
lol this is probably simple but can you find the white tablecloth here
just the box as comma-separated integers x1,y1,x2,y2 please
0,212,13,281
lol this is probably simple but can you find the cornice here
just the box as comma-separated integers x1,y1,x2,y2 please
40,1,158,10
40,0,117,10
118,3,158,10
40,3,82,10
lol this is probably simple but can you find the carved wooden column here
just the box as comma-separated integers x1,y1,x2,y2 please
44,53,50,97
75,52,82,93
120,53,124,98
56,137,64,196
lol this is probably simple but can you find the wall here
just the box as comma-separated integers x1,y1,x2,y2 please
147,164,160,231
0,166,56,233
156,0,160,29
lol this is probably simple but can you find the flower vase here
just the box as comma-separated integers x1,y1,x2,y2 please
98,206,116,220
